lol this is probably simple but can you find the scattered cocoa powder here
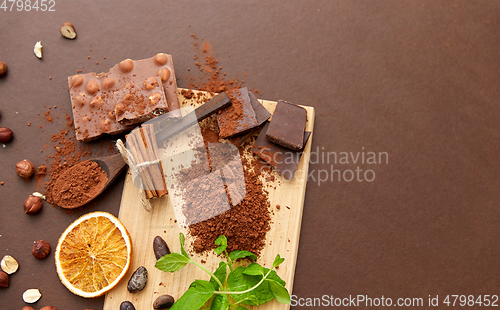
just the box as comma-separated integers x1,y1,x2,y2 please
35,164,47,190
44,110,53,122
183,36,272,255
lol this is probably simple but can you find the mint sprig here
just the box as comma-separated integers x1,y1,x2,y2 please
155,233,291,310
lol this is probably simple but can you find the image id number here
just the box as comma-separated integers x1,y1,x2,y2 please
1,0,55,11
443,295,498,307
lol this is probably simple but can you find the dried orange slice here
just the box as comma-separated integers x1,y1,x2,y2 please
54,211,132,298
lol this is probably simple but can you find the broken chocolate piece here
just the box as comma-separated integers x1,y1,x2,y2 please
68,53,180,141
248,91,271,125
217,87,259,138
266,100,307,151
253,121,311,180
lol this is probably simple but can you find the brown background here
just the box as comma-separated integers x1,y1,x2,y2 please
1,1,500,309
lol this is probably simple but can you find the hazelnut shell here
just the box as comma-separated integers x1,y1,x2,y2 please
0,61,7,77
0,270,9,288
15,160,35,179
0,127,13,143
24,196,42,215
32,240,50,259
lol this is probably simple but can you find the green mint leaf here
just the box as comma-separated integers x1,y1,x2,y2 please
214,235,227,255
155,253,190,272
267,269,286,286
190,279,216,291
242,263,264,276
214,246,225,256
233,306,249,310
210,294,229,310
179,233,190,258
210,261,227,290
272,254,285,268
243,295,260,304
215,235,228,246
170,280,215,310
227,266,274,306
229,250,258,262
267,279,291,304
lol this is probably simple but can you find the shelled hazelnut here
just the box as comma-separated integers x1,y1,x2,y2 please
60,22,77,39
24,196,42,214
32,240,50,259
0,255,19,274
21,306,35,310
15,160,35,178
40,306,57,310
22,288,41,303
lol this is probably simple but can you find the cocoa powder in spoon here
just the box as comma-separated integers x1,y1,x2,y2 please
51,161,108,209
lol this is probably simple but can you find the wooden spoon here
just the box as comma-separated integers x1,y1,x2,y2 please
53,153,127,209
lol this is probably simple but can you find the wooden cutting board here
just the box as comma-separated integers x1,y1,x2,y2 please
103,91,315,310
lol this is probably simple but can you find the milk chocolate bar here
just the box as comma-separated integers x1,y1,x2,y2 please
266,100,307,151
68,53,180,141
217,87,259,138
253,121,311,180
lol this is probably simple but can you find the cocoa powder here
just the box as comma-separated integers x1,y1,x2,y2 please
51,161,107,208
44,129,93,207
182,38,272,255
35,164,47,190
189,125,271,254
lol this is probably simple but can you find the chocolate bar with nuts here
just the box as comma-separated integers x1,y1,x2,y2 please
68,53,180,141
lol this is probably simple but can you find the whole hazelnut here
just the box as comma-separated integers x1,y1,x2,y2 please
0,270,9,288
21,307,35,310
15,159,35,178
24,196,42,214
32,240,50,260
40,307,57,310
0,127,13,143
0,61,7,77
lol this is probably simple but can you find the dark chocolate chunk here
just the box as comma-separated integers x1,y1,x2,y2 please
217,87,259,138
266,100,307,151
253,121,311,180
248,91,271,125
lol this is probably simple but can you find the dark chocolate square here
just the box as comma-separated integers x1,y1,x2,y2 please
217,87,259,138
253,121,311,180
266,100,307,151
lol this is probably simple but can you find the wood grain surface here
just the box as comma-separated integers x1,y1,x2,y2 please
103,91,315,310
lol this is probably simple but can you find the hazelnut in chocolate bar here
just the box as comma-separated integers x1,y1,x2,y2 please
266,100,307,151
217,87,259,138
68,53,180,141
